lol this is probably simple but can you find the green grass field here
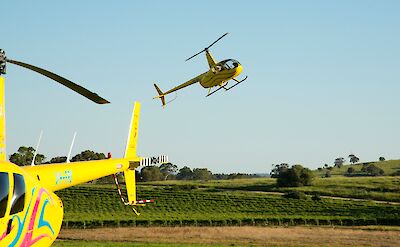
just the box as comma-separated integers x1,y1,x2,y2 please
56,175,400,229
144,176,400,202
313,159,400,177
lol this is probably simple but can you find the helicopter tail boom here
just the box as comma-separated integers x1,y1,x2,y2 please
153,83,166,107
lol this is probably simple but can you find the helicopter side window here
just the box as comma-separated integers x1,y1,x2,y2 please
223,63,231,70
10,173,25,215
0,172,9,218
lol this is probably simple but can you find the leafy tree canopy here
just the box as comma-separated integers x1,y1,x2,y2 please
176,166,193,180
159,162,178,180
70,150,106,162
9,146,46,166
192,168,212,181
140,166,163,182
277,164,314,187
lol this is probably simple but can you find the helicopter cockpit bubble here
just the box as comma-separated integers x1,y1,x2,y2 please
221,59,240,70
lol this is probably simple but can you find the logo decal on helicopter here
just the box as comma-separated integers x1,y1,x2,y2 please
55,170,72,185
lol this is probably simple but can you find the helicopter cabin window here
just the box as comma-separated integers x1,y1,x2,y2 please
0,172,9,218
10,173,25,215
223,60,239,70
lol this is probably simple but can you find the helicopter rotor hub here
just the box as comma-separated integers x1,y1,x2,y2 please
0,49,6,75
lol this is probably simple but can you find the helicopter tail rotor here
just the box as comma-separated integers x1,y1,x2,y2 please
153,83,166,107
185,33,229,62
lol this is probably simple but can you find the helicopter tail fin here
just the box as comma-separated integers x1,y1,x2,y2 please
153,83,166,107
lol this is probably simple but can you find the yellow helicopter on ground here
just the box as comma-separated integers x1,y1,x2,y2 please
0,50,155,246
153,33,247,106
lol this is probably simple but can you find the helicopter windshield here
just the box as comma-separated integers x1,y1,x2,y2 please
221,59,239,70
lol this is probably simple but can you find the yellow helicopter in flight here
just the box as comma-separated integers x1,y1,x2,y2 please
153,33,247,106
0,50,156,246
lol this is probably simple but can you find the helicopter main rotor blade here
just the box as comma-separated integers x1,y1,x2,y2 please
206,32,229,50
6,59,110,104
185,49,205,61
185,33,229,62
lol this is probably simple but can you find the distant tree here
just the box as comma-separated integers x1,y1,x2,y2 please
270,163,289,178
227,173,255,179
277,164,314,187
159,162,178,180
317,167,322,171
70,150,106,162
324,170,331,178
334,157,345,168
348,154,359,164
213,173,229,180
379,157,386,162
176,166,193,180
361,164,384,176
140,166,163,181
192,168,213,181
391,170,400,176
324,164,329,169
347,167,355,174
49,156,67,163
9,146,46,166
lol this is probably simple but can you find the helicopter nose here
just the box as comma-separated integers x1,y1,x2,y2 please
234,64,243,77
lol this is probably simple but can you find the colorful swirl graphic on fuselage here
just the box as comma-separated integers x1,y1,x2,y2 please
5,187,55,247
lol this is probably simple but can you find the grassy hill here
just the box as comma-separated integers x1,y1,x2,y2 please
56,176,400,229
314,159,400,177
145,176,400,202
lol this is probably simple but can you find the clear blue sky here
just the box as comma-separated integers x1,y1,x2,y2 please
2,1,400,173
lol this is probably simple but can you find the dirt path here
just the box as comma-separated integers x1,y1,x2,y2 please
59,226,400,247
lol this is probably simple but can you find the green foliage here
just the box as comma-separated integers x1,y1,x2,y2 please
283,191,307,199
159,163,178,180
176,166,193,180
277,165,314,187
349,154,360,164
56,181,400,229
141,166,163,182
192,168,212,181
270,163,289,178
70,150,106,162
311,194,321,201
49,156,67,163
347,167,355,174
361,164,384,176
314,159,400,177
334,157,345,168
391,170,400,176
9,146,46,166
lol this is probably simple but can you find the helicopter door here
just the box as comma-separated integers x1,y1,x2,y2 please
10,173,26,215
0,172,9,219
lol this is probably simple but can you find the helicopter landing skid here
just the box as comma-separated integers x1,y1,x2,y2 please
206,76,248,97
225,76,248,91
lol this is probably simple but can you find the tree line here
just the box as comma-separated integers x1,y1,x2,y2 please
8,146,261,183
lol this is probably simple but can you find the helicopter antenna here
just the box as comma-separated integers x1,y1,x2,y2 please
185,33,229,61
67,132,77,163
0,49,110,104
31,130,43,166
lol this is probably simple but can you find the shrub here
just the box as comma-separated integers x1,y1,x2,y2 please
361,164,384,176
277,165,314,187
283,191,307,199
391,170,400,176
311,193,321,201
